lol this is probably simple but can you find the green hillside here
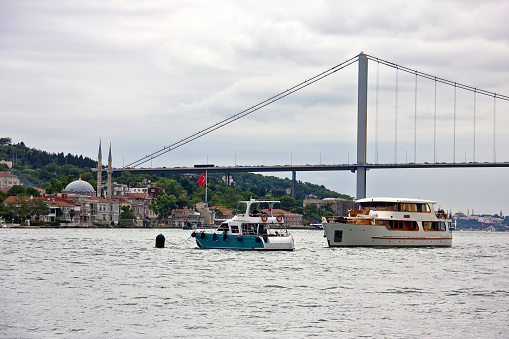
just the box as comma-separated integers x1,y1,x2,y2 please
0,138,353,221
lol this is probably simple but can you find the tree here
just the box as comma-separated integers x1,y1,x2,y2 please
155,178,184,197
7,185,26,197
0,137,12,145
152,194,177,221
303,203,320,222
29,198,50,220
45,178,63,194
43,163,58,174
180,177,193,194
5,196,29,223
120,205,135,220
26,187,40,197
279,195,296,212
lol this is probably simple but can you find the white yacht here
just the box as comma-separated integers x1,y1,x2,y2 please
191,199,295,251
322,197,452,247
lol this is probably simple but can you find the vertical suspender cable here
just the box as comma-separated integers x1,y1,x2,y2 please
434,77,437,163
414,72,417,163
493,95,496,163
453,83,457,163
376,59,380,164
473,89,476,162
395,67,398,163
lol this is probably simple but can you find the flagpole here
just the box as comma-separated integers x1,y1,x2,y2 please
205,170,208,203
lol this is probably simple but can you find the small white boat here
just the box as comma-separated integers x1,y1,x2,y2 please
308,223,323,230
191,199,295,251
323,197,453,247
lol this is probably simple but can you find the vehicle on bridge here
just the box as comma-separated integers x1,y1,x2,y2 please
322,197,452,247
191,199,294,251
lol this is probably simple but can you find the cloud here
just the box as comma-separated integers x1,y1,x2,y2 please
1,0,508,213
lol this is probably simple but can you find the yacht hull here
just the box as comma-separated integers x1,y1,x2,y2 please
195,232,294,251
323,223,452,247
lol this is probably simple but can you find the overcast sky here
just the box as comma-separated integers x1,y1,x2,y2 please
2,0,508,214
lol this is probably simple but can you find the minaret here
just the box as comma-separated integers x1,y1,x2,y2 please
107,143,113,200
97,139,102,198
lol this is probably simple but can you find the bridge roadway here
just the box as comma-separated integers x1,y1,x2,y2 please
112,162,509,175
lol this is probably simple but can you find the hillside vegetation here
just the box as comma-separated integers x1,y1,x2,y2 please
0,138,352,221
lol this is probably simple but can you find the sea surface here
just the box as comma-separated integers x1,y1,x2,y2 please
1,229,508,338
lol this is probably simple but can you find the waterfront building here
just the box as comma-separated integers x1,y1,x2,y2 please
123,192,156,223
266,208,304,228
195,202,216,226
172,208,205,227
89,196,120,225
213,206,234,220
43,195,80,223
107,182,129,197
0,172,21,189
127,180,165,198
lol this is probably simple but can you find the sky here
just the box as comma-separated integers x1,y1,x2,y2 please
1,0,509,215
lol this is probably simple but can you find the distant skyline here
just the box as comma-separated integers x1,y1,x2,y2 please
1,0,508,214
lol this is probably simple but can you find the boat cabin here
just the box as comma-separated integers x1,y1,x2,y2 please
352,200,432,215
325,198,452,232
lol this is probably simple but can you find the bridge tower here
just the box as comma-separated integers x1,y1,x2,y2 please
356,52,368,199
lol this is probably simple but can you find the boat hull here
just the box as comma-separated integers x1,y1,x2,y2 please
194,232,294,251
323,223,452,247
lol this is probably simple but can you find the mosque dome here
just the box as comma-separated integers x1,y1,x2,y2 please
64,179,96,197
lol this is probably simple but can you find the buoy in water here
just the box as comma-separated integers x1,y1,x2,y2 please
155,234,165,248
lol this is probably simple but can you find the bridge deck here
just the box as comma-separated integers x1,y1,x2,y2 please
106,162,509,175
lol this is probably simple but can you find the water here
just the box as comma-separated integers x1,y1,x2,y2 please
1,229,508,338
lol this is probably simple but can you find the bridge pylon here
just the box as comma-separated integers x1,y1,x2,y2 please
356,52,368,199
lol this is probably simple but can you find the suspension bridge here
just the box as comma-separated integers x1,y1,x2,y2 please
111,52,509,199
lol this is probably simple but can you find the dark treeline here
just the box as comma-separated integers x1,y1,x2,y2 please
0,139,97,169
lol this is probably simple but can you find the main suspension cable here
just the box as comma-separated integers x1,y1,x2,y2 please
125,55,359,168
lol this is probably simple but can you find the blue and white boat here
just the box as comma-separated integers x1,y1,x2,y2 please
191,199,295,251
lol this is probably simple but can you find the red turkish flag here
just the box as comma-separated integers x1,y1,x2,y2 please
198,172,206,187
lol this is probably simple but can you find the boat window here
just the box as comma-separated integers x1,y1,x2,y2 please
241,223,257,235
230,225,239,234
422,221,446,231
361,202,397,210
386,220,418,230
258,224,266,235
236,202,247,215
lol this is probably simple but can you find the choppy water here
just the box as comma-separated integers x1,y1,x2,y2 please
1,229,508,338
